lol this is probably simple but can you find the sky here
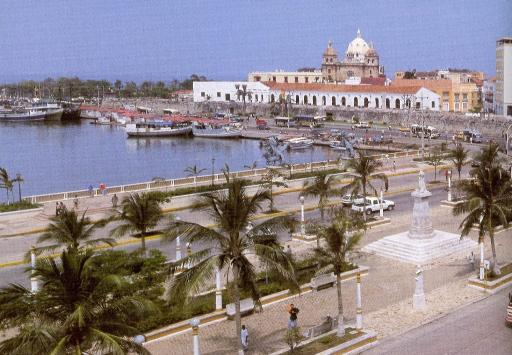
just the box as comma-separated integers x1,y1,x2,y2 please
0,0,511,83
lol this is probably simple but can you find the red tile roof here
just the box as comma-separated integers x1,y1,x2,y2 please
263,81,422,94
390,79,452,92
360,77,387,86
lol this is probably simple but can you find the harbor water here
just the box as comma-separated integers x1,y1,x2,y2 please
0,120,341,198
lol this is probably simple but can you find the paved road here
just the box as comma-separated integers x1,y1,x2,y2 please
363,286,512,355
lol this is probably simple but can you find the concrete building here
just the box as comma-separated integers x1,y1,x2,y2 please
248,70,322,84
193,81,271,103
321,29,384,83
391,79,452,112
482,77,496,114
496,37,512,116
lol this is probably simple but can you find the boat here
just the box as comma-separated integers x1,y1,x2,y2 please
126,121,192,137
286,137,313,150
0,106,47,122
329,140,347,151
192,123,241,138
35,103,64,121
92,116,113,125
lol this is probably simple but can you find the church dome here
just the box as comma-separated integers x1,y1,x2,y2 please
345,29,370,61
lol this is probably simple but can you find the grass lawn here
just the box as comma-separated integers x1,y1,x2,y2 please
0,200,41,213
282,328,362,354
487,263,512,281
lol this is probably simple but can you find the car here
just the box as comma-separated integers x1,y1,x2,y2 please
352,121,370,129
470,160,481,167
341,194,365,206
351,197,395,215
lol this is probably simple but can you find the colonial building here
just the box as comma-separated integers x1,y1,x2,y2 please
391,79,453,112
193,81,440,111
496,37,512,116
321,30,384,83
248,70,322,84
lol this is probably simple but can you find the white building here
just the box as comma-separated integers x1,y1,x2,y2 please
496,37,512,116
248,70,323,84
193,81,440,111
482,77,496,114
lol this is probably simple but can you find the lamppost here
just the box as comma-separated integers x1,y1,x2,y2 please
379,187,384,218
299,195,305,236
175,216,182,261
215,268,222,311
190,318,200,355
447,170,452,202
211,158,215,186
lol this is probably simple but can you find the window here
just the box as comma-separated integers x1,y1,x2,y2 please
364,97,369,107
386,98,390,108
375,98,379,108
327,69,331,74
295,95,299,104
305,77,309,83
315,77,320,82
260,94,263,102
431,101,435,108
332,96,336,106
342,97,346,106
216,92,221,98
284,77,288,83
270,94,275,103
304,95,308,104
272,76,276,82
406,99,411,108
443,91,449,98
354,97,359,107
416,102,420,109
295,77,299,83
313,96,317,106
455,103,460,111
395,98,400,109
225,93,230,101
454,94,459,101
462,94,468,101
201,92,205,97
322,96,326,105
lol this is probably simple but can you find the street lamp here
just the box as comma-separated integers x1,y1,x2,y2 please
299,195,305,236
379,187,384,218
190,318,200,355
447,170,452,202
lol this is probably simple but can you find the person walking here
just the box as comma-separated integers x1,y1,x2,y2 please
73,195,79,210
241,325,249,351
287,303,299,329
111,193,119,209
88,184,94,197
59,202,66,214
55,202,60,216
392,160,396,172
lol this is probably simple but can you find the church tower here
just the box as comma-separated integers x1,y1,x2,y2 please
321,40,338,83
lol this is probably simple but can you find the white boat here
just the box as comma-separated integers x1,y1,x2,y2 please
192,124,241,138
287,137,313,150
126,121,192,137
95,116,112,125
329,140,347,151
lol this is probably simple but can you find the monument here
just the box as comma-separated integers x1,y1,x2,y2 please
362,171,477,264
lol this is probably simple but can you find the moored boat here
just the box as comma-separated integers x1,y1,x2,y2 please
0,107,46,122
192,123,241,138
126,121,192,137
329,140,347,151
286,137,313,150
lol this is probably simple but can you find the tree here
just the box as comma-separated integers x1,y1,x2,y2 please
0,250,154,354
244,161,258,176
426,149,443,181
12,174,23,202
0,167,14,205
163,173,296,354
342,153,389,221
110,192,165,254
313,210,363,336
184,165,207,191
284,327,305,353
34,209,113,255
114,79,122,97
450,143,468,180
260,167,288,212
454,143,512,274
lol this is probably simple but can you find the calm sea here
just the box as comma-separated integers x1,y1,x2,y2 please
0,120,339,198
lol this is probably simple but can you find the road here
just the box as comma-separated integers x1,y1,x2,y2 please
363,286,512,355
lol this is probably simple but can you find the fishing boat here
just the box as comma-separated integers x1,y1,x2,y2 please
286,137,313,150
192,123,241,138
0,106,47,122
126,121,192,137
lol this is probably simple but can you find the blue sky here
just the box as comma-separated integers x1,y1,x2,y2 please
0,0,510,83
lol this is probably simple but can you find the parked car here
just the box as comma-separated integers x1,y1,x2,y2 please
352,121,370,129
341,194,365,206
351,197,395,215
470,160,481,167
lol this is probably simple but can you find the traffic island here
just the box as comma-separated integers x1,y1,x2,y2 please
468,262,512,294
365,217,391,228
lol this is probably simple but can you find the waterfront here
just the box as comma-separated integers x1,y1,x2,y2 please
0,120,339,197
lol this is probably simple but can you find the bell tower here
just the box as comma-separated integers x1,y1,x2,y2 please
321,40,338,83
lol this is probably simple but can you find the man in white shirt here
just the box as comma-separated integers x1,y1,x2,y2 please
241,324,249,351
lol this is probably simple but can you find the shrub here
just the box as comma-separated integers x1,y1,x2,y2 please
0,200,41,213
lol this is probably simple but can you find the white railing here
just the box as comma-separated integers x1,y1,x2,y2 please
24,150,422,204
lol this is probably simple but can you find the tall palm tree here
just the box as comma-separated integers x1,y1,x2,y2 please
110,192,164,254
13,173,24,202
0,250,154,354
313,210,362,337
184,165,207,191
450,143,468,180
163,174,296,354
0,167,13,204
342,153,388,221
260,167,288,212
34,208,113,255
303,171,340,223
454,144,512,274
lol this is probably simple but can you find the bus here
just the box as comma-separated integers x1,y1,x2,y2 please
293,115,323,128
410,124,440,139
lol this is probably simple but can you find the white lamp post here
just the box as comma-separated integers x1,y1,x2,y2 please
379,187,384,218
479,242,485,280
30,246,38,292
299,195,305,236
355,273,363,330
190,318,200,355
175,216,182,261
215,267,222,311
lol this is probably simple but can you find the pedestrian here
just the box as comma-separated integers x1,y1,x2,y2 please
59,202,66,214
393,160,396,172
55,202,60,216
445,169,449,182
241,325,249,351
73,195,79,210
111,193,119,208
88,184,94,197
287,303,299,329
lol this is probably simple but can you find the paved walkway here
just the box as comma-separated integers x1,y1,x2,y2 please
363,286,512,355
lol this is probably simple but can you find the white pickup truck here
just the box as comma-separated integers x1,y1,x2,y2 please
351,197,395,215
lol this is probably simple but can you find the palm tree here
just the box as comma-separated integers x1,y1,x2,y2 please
450,143,468,180
303,172,340,223
0,250,154,354
260,167,288,212
13,173,24,202
34,208,113,255
244,161,258,176
184,165,207,191
342,153,388,221
313,210,362,337
454,144,512,274
163,174,296,354
110,192,164,254
0,167,14,204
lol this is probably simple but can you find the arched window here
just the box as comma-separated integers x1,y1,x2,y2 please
375,98,379,108
304,95,308,105
395,98,400,109
386,98,390,108
406,99,411,108
313,96,317,106
332,96,336,106
342,97,346,106
270,94,275,103
364,97,369,108
354,97,359,107
295,95,299,104
322,96,326,105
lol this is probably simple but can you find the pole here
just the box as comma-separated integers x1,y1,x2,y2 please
190,319,200,355
300,196,305,236
379,188,384,218
30,246,38,292
479,242,485,280
211,158,215,186
215,268,223,311
355,273,363,330
447,172,452,202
